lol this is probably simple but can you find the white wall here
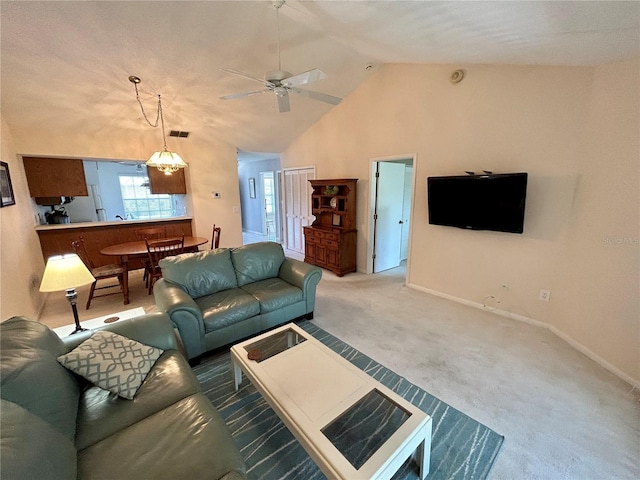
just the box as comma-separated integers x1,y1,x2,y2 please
280,61,639,385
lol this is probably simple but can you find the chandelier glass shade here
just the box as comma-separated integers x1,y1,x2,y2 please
147,148,187,175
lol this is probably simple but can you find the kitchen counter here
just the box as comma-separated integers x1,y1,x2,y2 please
35,216,193,231
35,217,195,268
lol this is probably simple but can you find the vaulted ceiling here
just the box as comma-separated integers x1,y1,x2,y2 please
2,1,638,155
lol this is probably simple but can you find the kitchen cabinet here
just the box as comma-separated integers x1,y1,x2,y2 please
303,179,357,276
23,157,88,197
148,167,187,194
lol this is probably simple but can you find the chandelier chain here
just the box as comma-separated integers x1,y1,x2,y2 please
133,82,161,129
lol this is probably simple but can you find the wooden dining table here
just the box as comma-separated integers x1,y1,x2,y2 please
100,236,208,304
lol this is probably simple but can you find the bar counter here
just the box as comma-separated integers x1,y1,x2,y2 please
36,217,194,269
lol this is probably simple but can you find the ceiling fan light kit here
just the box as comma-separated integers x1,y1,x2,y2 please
220,0,342,113
129,75,187,175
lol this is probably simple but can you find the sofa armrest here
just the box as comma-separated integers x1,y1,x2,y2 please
61,313,178,352
279,258,322,291
153,279,206,360
279,258,322,313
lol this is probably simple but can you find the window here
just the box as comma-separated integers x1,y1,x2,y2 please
118,175,172,219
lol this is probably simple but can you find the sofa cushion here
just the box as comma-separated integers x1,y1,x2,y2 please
58,331,163,400
75,350,201,449
1,399,77,480
197,288,261,332
0,317,82,441
241,278,304,314
160,249,238,298
231,242,285,287
77,394,247,480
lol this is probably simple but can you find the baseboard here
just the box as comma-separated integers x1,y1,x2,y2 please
406,282,639,390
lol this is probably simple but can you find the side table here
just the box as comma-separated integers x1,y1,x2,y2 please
52,307,146,337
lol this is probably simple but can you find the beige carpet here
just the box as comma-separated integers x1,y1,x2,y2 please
38,264,639,479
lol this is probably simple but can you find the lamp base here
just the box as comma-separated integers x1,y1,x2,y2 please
69,326,89,335
65,288,87,335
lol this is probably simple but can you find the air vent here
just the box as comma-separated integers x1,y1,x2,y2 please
169,130,190,138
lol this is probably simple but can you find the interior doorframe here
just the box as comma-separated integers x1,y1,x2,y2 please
366,153,418,281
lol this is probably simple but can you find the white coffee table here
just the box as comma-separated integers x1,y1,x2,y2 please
52,307,146,337
230,323,432,480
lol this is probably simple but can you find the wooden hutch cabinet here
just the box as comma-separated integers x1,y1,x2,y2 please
303,179,357,276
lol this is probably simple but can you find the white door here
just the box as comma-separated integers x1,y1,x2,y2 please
373,162,405,272
400,166,413,261
283,167,315,253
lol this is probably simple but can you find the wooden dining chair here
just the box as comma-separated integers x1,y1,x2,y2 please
71,237,125,309
135,227,167,286
211,224,221,249
145,236,185,294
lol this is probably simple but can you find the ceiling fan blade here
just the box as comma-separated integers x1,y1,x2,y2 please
221,68,273,88
276,89,290,113
282,69,326,88
289,87,342,106
220,89,270,101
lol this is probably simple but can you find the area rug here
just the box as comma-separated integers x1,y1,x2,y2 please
194,322,504,480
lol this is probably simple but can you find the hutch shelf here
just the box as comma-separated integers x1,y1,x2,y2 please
303,179,357,276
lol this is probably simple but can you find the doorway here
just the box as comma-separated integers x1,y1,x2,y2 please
260,171,278,241
368,155,416,275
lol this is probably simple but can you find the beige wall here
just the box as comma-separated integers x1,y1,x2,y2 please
1,121,242,319
281,61,639,385
0,117,47,319
552,59,639,383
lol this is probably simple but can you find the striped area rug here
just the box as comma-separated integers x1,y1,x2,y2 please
194,321,503,480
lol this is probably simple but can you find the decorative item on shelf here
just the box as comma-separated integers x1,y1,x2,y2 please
247,349,262,361
324,185,339,195
129,75,187,175
39,254,96,335
329,197,338,208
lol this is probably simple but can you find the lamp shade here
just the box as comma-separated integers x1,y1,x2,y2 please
39,254,95,292
146,148,187,175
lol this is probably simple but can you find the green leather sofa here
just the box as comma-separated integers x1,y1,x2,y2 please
0,313,246,480
153,242,322,361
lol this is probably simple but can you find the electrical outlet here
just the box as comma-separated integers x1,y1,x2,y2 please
538,289,551,302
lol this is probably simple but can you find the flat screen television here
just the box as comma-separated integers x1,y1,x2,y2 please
427,172,528,234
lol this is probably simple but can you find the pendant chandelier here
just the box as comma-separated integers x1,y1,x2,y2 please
129,75,187,175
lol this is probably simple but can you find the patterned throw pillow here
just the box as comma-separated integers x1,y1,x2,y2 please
57,331,163,400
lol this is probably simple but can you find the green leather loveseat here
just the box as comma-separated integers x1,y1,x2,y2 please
153,242,322,361
0,313,246,480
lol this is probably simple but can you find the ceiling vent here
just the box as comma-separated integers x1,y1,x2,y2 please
169,130,190,138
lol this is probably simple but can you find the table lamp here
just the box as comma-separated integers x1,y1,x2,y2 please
39,254,96,335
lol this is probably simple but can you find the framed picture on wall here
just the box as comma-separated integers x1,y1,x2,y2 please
0,162,15,207
249,178,256,199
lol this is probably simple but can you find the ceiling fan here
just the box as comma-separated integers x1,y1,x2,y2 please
220,0,341,113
